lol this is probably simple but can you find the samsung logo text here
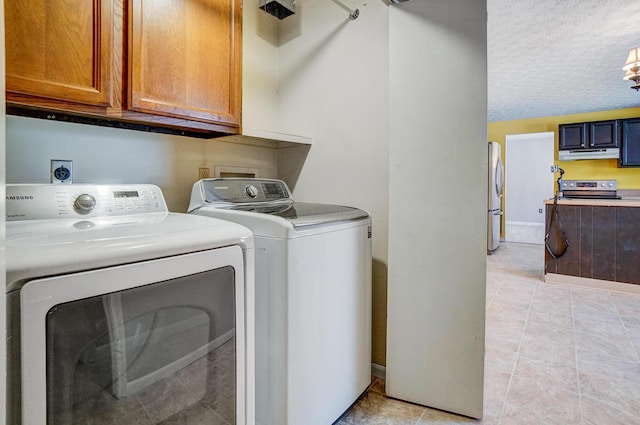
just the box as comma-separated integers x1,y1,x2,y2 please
6,195,35,201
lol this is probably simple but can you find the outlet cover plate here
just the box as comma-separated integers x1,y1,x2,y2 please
51,160,73,184
198,168,211,179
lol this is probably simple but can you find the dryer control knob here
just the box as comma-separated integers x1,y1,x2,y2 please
73,194,96,215
245,185,258,198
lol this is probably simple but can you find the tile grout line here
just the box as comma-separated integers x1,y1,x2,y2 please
578,291,640,422
608,293,640,422
414,406,427,425
610,294,640,363
570,287,585,425
495,271,537,425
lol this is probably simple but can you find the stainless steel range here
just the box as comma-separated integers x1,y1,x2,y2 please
561,180,620,199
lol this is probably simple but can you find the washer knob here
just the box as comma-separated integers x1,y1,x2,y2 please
245,185,258,198
73,194,96,215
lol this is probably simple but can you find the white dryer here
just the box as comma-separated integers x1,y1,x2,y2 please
6,184,255,425
188,178,372,425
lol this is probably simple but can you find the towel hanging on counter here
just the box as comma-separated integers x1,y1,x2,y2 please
545,194,569,259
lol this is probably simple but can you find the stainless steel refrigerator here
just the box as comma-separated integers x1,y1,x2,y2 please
488,141,504,253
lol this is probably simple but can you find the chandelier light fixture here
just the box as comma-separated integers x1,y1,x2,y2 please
623,47,640,91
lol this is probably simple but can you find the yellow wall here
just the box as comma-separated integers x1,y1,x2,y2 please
489,107,640,189
488,107,640,238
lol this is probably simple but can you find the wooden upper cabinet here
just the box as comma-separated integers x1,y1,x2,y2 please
128,0,242,127
5,0,115,107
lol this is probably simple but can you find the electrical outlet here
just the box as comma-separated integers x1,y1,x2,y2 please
199,167,211,179
51,160,73,184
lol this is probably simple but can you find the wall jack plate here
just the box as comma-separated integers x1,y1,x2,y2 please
198,167,211,179
51,160,73,184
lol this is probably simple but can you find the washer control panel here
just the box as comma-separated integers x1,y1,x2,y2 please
200,178,291,204
245,185,259,198
6,184,167,221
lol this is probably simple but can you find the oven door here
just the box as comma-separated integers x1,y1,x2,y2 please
19,246,246,425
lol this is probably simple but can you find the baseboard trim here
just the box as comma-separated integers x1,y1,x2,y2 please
545,273,640,295
506,221,544,227
371,363,386,380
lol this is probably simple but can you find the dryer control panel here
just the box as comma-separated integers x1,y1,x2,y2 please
6,184,167,221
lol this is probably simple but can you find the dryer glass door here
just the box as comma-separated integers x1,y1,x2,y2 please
18,247,246,425
46,267,236,424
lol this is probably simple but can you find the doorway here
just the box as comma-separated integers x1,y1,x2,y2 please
504,132,555,244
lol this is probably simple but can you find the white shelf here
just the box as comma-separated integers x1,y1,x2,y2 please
241,128,312,145
217,128,312,149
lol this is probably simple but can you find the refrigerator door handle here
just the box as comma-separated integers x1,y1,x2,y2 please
495,156,504,196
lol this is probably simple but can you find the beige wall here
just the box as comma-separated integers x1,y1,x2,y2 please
250,0,391,365
386,0,487,416
488,107,640,188
6,116,279,212
489,107,640,236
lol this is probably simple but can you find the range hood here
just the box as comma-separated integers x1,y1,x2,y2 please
558,148,620,161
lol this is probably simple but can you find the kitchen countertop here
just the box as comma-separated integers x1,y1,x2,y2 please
544,197,640,207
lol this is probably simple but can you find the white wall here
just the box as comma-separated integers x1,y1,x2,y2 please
262,0,391,364
242,3,280,134
386,0,487,418
6,116,279,212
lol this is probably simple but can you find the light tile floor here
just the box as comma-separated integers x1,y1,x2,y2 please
336,242,640,425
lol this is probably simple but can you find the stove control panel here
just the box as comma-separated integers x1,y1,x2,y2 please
6,184,167,221
561,180,617,191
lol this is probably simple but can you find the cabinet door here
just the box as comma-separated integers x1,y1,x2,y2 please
620,118,640,167
558,123,587,150
5,0,115,107
589,120,619,148
129,0,242,128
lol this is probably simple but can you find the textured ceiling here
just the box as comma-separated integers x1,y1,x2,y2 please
488,0,640,122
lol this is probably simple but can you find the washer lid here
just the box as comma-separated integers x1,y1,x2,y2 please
188,178,369,228
230,202,369,227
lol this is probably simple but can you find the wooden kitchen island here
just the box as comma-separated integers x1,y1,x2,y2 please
544,196,640,294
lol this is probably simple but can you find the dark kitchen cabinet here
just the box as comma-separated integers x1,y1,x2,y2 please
5,0,242,137
588,120,620,148
545,204,640,285
620,118,640,167
559,123,587,150
559,120,620,151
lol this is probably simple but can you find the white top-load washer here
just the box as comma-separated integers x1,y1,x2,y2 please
188,178,372,425
6,184,255,425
